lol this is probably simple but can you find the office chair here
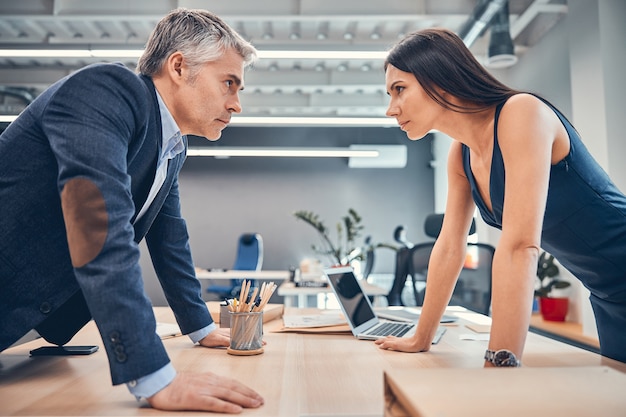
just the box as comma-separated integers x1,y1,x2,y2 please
386,225,414,306
403,242,435,306
449,242,495,316
206,233,263,300
404,213,478,306
390,214,494,315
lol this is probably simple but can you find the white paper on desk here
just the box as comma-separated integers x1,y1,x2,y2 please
283,314,346,328
156,322,182,338
459,333,490,341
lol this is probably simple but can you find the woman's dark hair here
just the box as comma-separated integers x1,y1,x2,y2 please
385,28,521,112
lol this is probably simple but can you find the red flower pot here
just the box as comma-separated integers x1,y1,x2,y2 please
539,297,569,322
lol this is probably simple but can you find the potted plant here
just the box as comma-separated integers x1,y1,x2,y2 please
293,209,367,267
535,251,571,321
293,209,395,268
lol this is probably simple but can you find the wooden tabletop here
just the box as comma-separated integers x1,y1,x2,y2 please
1,305,624,416
529,313,600,350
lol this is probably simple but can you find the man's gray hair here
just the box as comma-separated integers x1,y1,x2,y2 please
137,8,257,78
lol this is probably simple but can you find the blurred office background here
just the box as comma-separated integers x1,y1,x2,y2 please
1,0,624,335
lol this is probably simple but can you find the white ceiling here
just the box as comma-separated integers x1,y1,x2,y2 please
0,0,567,123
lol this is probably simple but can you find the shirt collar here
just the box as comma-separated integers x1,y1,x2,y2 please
155,89,184,161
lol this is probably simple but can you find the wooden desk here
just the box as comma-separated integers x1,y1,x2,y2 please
2,306,625,416
278,280,388,307
529,314,600,352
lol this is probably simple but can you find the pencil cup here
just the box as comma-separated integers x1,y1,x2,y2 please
227,311,264,356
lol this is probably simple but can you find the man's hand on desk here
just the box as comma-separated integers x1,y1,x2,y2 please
147,372,264,413
198,327,267,348
199,327,231,348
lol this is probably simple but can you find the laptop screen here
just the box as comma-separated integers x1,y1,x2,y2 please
325,267,376,328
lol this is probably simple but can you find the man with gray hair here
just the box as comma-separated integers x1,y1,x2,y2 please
0,8,263,413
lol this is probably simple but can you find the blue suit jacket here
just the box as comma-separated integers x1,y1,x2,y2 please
0,63,213,385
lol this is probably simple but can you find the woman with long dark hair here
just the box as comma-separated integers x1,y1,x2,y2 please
375,28,626,365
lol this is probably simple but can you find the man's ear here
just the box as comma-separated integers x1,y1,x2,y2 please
164,51,185,83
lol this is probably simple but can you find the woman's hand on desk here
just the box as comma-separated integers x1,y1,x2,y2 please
374,336,431,353
147,372,264,413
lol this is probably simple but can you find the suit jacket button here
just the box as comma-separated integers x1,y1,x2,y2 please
39,302,52,314
109,332,121,343
116,353,127,362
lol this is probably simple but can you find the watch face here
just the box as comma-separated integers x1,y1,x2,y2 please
494,350,519,367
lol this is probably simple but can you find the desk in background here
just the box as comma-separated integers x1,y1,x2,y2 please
278,280,388,308
195,268,290,280
529,313,600,353
2,304,625,416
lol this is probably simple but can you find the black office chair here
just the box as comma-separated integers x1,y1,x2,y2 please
386,225,414,306
404,213,477,306
403,242,435,306
449,242,495,316
391,214,494,315
206,233,263,300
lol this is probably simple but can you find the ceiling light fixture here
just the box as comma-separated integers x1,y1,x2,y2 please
458,0,507,47
257,50,386,60
486,1,518,68
186,144,408,168
316,21,329,40
187,147,379,158
261,22,274,40
289,22,301,40
370,26,382,40
0,49,142,58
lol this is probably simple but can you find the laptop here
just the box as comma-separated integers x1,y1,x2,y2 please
324,266,446,343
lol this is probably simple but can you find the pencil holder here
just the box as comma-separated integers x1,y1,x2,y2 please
227,311,264,356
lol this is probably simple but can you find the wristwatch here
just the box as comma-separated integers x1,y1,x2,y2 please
484,349,521,367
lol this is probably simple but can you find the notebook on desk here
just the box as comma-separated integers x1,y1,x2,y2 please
324,266,446,343
374,306,458,324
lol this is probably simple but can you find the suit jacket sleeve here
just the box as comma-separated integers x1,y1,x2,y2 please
42,64,170,385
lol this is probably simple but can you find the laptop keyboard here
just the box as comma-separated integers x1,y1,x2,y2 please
367,322,412,337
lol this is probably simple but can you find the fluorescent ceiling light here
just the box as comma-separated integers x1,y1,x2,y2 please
230,117,397,126
0,115,17,122
256,50,387,60
0,49,387,60
187,147,379,158
348,144,407,168
0,49,143,58
187,145,408,168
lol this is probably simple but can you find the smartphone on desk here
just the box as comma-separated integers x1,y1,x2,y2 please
30,345,99,356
